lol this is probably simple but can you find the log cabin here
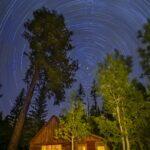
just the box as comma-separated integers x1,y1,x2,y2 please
30,115,106,150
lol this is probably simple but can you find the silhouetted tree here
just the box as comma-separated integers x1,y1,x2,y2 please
77,83,85,99
0,84,2,98
90,79,100,116
29,84,47,128
138,19,150,81
8,89,25,128
136,21,150,149
0,112,12,150
8,7,77,150
21,84,47,149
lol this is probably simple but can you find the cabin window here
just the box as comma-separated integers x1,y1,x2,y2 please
96,143,105,150
41,145,62,150
96,146,105,150
78,144,86,150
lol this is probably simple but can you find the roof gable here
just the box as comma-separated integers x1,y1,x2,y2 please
30,115,59,145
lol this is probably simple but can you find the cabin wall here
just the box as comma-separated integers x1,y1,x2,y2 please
30,142,107,150
87,141,96,150
30,143,71,150
30,144,41,150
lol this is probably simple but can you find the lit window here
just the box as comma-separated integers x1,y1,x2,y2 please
97,146,105,150
41,145,62,150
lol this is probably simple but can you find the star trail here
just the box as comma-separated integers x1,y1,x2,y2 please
0,0,150,115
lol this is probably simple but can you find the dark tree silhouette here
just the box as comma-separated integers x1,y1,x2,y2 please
90,80,100,116
29,84,47,128
76,83,85,103
21,84,47,148
0,84,2,98
8,7,78,150
8,89,25,128
0,113,12,150
77,83,85,98
138,19,150,81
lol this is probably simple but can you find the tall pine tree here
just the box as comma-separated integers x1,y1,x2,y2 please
8,7,78,150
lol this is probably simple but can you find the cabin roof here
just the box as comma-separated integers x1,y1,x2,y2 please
30,115,59,144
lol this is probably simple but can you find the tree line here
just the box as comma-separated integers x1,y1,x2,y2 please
0,7,150,150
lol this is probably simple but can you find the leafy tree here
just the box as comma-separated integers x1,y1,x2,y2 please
131,78,150,101
98,51,146,150
7,89,25,128
90,79,100,116
56,94,89,150
130,80,150,149
8,7,77,150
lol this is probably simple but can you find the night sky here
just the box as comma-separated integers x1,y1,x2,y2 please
0,0,150,116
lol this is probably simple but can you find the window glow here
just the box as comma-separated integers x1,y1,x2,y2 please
41,145,62,150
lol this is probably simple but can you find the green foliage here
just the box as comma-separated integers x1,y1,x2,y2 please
98,52,130,115
56,93,89,143
95,116,121,148
24,7,78,103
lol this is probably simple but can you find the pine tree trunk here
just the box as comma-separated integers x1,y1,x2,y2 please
71,136,74,150
8,69,39,150
116,106,126,150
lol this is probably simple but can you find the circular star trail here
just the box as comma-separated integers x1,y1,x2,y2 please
0,0,150,115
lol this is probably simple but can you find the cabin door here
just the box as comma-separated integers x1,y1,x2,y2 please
41,145,62,150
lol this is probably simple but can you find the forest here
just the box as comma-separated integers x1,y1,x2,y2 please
0,7,150,150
